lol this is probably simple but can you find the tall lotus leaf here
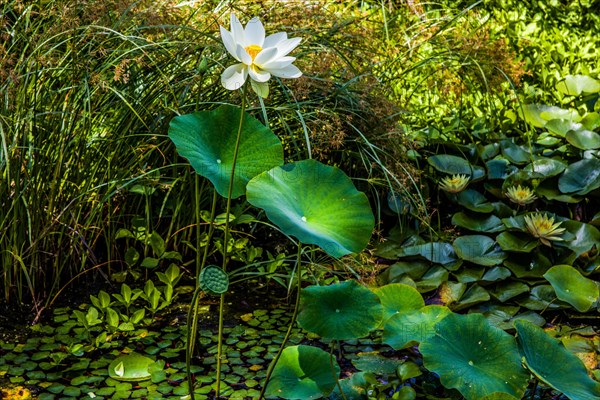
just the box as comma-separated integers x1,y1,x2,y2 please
544,265,599,312
453,235,507,266
382,305,451,350
558,158,600,195
421,313,529,400
556,74,600,96
168,105,283,198
515,320,600,400
567,128,600,150
298,280,383,340
266,345,339,399
373,283,425,322
246,160,373,257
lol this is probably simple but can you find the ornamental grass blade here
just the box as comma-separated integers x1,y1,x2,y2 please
168,104,284,199
246,159,374,257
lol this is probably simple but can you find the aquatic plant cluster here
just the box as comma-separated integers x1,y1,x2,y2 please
1,0,600,399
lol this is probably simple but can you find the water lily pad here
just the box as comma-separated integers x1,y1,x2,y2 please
420,313,529,399
372,283,425,322
452,212,504,233
500,140,530,165
298,280,383,340
456,190,494,213
543,265,599,312
395,242,457,264
558,158,600,195
108,353,155,382
246,159,374,258
556,74,600,96
566,129,600,150
523,158,567,178
496,232,538,253
515,320,600,400
428,154,473,175
545,119,583,137
168,104,284,198
453,235,507,266
265,345,339,399
382,305,451,350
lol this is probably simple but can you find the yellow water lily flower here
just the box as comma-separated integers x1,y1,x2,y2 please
439,174,470,193
220,13,302,98
524,213,566,246
506,184,537,206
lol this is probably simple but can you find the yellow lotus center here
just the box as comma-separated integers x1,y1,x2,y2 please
245,44,262,61
515,189,529,198
537,220,553,231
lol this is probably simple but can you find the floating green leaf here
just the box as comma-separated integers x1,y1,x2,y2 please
556,74,600,96
453,235,507,266
266,345,339,400
544,265,599,312
298,280,383,340
382,305,451,350
108,353,155,382
246,160,374,258
456,190,494,213
496,232,538,253
523,159,567,178
428,155,473,175
372,283,425,322
558,158,600,195
515,320,600,400
452,212,504,233
395,242,457,265
168,105,284,198
421,313,528,399
566,129,600,150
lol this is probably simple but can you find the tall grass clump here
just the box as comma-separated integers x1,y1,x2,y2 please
1,0,423,306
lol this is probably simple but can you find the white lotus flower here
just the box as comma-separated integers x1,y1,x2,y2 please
220,13,302,98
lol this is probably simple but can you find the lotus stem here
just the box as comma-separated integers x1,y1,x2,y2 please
258,242,304,399
216,83,248,398
331,341,347,400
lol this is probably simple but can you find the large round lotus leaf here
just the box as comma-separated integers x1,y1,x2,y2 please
543,265,599,312
558,158,600,195
372,283,425,322
395,242,457,265
246,159,374,257
421,313,529,400
556,74,600,96
453,235,506,266
523,158,567,178
382,305,451,350
168,105,283,199
108,353,154,382
298,280,383,340
566,129,600,150
452,212,504,233
515,320,600,400
265,345,339,400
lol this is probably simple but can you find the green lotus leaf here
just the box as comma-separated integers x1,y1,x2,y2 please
452,212,504,233
516,285,562,311
543,265,599,312
479,143,501,161
421,313,528,399
496,232,538,253
500,140,531,165
486,159,517,180
246,159,374,258
265,345,339,400
351,353,401,375
566,129,600,150
558,158,600,195
454,268,484,283
453,235,507,266
582,112,600,130
490,281,530,303
504,252,552,278
556,74,600,96
168,105,284,198
522,104,581,128
108,353,155,382
329,372,371,400
536,179,582,203
428,154,475,176
395,242,457,264
372,283,425,322
544,119,583,137
456,190,494,213
481,266,511,282
556,220,600,257
453,284,491,311
515,320,600,400
382,305,451,350
298,280,383,340
523,158,567,178
416,266,450,292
